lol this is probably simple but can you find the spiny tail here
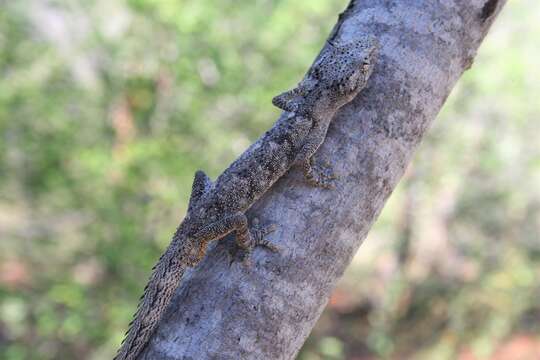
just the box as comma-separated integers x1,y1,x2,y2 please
114,249,187,360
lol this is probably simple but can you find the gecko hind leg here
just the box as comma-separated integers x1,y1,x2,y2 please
190,212,277,267
227,215,278,267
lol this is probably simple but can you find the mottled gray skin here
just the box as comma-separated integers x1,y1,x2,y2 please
114,37,378,360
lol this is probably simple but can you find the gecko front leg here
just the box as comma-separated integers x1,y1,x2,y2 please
295,119,336,189
272,87,304,113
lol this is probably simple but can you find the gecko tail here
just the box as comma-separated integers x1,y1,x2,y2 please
114,252,187,360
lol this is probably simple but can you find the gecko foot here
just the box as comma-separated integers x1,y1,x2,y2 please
306,159,338,189
228,218,278,267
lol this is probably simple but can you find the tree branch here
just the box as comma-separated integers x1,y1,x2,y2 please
141,0,507,359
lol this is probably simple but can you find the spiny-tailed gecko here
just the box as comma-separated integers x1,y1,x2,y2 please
115,35,378,360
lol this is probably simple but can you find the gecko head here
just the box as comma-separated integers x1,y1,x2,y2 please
329,36,379,107
303,35,378,114
272,36,378,116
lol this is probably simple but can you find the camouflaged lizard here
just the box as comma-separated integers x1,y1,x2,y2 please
114,35,378,360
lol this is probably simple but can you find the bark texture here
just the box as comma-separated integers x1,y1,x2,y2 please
141,1,506,359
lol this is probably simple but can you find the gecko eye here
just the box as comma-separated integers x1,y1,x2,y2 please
362,62,371,72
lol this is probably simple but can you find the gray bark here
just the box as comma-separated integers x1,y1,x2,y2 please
141,0,506,359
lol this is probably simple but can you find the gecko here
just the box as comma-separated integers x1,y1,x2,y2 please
114,35,378,360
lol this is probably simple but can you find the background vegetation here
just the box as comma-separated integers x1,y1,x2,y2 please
1,0,539,359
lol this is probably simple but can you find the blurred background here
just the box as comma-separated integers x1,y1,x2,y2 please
1,0,539,359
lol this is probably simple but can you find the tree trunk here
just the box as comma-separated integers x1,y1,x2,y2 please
141,0,506,359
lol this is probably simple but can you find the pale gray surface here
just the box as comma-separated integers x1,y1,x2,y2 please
141,0,506,359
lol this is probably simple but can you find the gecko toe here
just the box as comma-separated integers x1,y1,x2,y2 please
242,253,253,268
257,239,280,252
252,222,279,252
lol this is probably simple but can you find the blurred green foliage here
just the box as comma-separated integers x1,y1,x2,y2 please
0,1,539,359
